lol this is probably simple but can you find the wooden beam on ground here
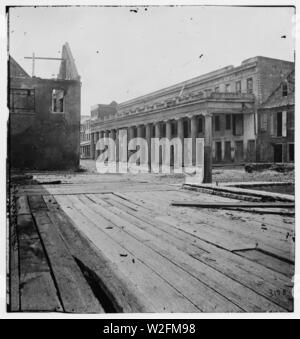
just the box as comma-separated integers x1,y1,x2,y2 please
17,213,63,312
171,201,295,209
9,209,20,311
32,210,104,313
43,195,148,313
28,195,48,211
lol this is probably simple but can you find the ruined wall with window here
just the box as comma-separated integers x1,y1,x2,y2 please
9,46,81,170
257,71,294,163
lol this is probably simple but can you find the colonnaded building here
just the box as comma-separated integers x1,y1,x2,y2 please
89,56,295,171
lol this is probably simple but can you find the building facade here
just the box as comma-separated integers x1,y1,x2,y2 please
80,115,91,158
257,71,295,163
91,101,118,122
90,56,294,173
9,43,81,170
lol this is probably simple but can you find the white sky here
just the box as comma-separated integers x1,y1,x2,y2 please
8,5,295,116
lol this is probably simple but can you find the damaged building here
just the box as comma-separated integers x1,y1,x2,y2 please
257,70,295,163
90,56,294,166
8,42,81,170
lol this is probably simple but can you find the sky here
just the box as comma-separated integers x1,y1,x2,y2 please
8,5,295,116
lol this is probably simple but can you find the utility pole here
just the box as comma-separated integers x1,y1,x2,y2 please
24,54,64,77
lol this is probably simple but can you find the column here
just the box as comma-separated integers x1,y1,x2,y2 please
155,122,162,168
203,113,212,183
97,131,104,159
177,118,184,168
95,132,99,158
110,129,116,161
90,133,96,160
105,131,110,162
118,128,128,171
137,125,144,166
165,120,172,169
155,122,161,138
221,140,225,162
128,126,135,161
145,124,152,172
166,120,172,139
137,125,143,138
115,129,119,163
191,116,198,166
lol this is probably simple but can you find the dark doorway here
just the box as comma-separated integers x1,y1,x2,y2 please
247,140,256,162
289,143,294,162
215,142,222,162
274,144,283,163
224,141,231,162
235,141,244,162
232,114,244,136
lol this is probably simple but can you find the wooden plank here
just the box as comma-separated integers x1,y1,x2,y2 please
91,193,208,258
172,190,295,241
171,201,295,208
184,184,295,202
146,190,294,263
71,194,242,312
234,250,294,278
80,194,287,312
167,190,294,228
9,214,20,311
55,195,200,313
222,208,295,232
32,211,104,313
28,195,48,212
109,192,293,310
16,183,177,196
167,189,295,229
124,191,256,252
43,195,148,313
17,212,63,312
225,207,294,216
166,190,295,243
16,196,31,215
165,192,294,245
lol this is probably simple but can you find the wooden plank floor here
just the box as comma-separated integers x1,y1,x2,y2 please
10,174,295,313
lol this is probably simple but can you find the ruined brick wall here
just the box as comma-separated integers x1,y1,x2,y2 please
257,57,294,105
9,77,81,170
9,56,31,78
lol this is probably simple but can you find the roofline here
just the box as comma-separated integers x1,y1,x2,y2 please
118,56,294,108
9,55,31,78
